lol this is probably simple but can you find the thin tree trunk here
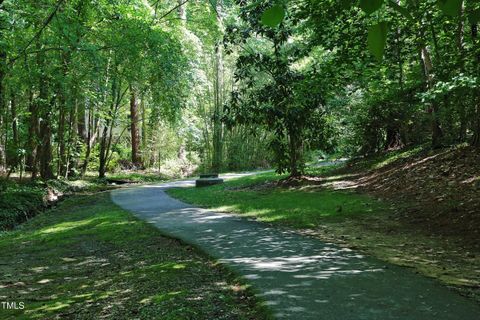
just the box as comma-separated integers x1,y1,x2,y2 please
99,69,123,178
57,52,70,176
141,93,147,164
57,90,67,176
420,45,443,148
212,0,224,173
77,97,87,142
81,102,96,177
64,95,77,177
457,3,467,142
36,48,54,180
9,93,18,170
26,90,38,178
38,97,55,180
0,49,6,173
99,77,116,178
129,85,142,167
99,123,109,178
471,23,480,147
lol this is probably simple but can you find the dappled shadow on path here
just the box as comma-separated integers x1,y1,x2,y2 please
111,183,480,320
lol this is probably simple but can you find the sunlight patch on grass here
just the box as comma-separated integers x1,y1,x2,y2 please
167,170,387,229
371,146,424,169
30,300,73,313
38,219,96,235
145,262,187,271
152,291,184,303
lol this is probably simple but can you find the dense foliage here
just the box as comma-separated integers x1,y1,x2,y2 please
0,0,478,179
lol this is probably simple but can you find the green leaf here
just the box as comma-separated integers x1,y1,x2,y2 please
438,0,463,16
261,5,285,28
368,22,389,61
359,0,384,15
469,9,480,24
388,0,414,21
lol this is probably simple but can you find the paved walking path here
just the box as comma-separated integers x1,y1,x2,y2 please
111,172,480,319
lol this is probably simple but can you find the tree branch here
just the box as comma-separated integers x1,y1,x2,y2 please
155,0,190,22
8,0,66,65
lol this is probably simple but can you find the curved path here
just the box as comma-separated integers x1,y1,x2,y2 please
111,173,480,319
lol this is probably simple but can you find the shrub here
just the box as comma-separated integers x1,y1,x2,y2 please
0,181,46,230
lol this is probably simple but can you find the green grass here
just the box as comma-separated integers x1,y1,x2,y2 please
167,171,386,229
0,193,269,320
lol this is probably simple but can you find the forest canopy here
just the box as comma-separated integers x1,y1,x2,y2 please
0,0,478,179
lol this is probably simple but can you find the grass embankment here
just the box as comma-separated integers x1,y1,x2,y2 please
0,193,269,319
0,181,46,230
168,167,385,228
0,171,171,231
167,148,480,302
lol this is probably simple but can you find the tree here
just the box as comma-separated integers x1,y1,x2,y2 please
224,1,332,176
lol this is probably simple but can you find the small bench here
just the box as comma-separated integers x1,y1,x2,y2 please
195,175,223,187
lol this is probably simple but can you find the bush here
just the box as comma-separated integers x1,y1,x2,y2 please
0,181,46,230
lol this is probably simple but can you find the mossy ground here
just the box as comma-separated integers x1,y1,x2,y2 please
0,193,269,319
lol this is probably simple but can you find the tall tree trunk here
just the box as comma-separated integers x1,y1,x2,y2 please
26,90,38,178
82,105,99,177
129,86,142,167
387,8,405,151
57,52,70,176
395,0,404,91
420,45,443,148
456,2,467,142
9,93,18,169
99,69,120,178
212,1,224,173
38,98,54,180
77,97,87,142
471,23,480,147
0,49,6,173
64,95,78,177
36,48,54,180
57,90,67,176
141,93,147,158
413,0,443,149
81,106,91,176
99,123,109,178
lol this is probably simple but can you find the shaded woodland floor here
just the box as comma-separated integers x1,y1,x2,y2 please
305,146,480,301
0,193,268,319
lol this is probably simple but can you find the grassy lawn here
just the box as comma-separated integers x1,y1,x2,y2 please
167,170,387,229
0,193,269,320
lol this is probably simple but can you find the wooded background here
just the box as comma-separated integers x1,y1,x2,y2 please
0,0,478,180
